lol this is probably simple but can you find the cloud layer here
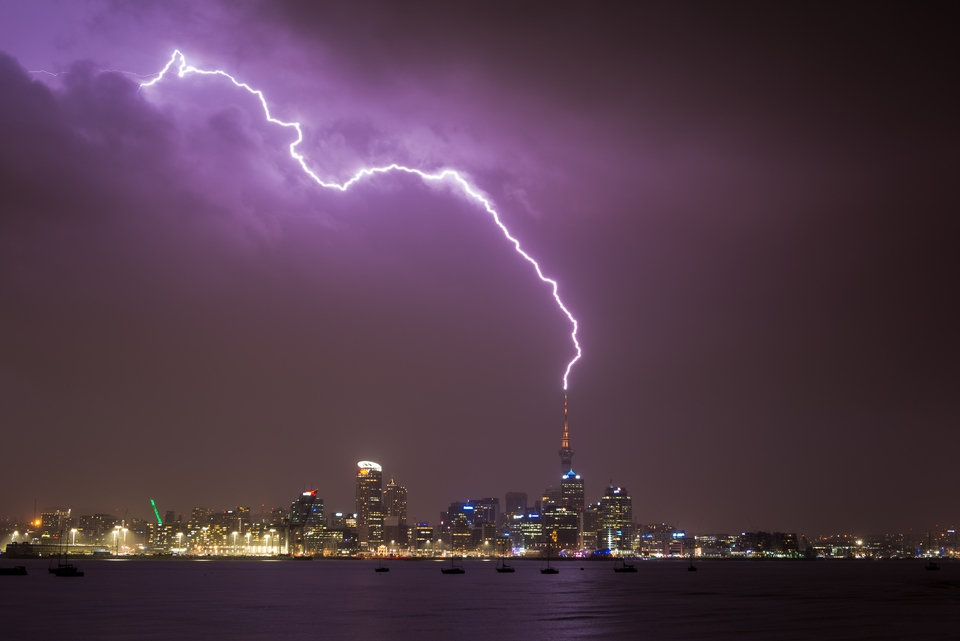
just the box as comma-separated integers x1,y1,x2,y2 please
0,1,956,532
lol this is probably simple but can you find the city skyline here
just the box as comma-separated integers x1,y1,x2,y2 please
5,486,957,560
2,394,956,560
4,438,957,541
1,2,956,534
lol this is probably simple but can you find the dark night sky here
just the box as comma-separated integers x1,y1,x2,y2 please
0,1,956,534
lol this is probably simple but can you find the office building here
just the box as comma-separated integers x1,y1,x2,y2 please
356,460,384,552
598,484,633,554
383,478,408,522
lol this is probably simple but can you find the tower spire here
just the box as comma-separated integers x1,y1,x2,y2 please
559,392,574,474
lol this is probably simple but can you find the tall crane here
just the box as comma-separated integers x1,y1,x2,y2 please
149,499,163,526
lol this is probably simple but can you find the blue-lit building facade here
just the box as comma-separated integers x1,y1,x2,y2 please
290,490,324,555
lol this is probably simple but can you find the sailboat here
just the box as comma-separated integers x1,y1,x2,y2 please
49,525,83,577
541,545,559,574
374,558,390,573
613,558,638,573
495,556,515,573
441,557,465,574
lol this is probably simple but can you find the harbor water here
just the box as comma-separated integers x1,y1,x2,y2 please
1,559,958,640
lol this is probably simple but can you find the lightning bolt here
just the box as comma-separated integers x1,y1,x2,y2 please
140,50,582,390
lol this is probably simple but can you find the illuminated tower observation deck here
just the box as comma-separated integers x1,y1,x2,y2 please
559,393,574,474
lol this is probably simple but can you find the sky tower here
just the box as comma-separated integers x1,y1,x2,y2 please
559,392,574,474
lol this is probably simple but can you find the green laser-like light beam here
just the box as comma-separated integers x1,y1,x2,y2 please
150,498,163,526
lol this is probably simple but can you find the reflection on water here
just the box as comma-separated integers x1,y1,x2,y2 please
2,559,958,640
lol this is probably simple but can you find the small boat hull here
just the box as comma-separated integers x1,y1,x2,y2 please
614,560,638,573
50,564,84,577
441,567,465,574
0,566,27,576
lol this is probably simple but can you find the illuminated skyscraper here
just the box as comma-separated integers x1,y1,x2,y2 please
356,461,384,552
468,497,500,526
504,492,530,550
581,503,600,551
445,502,473,551
541,486,579,549
561,470,584,513
291,491,324,527
383,478,408,522
290,490,324,555
382,478,409,550
598,483,633,554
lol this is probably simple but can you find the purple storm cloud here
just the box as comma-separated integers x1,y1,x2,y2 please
140,49,582,389
0,1,956,534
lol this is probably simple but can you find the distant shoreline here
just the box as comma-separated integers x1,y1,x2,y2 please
2,553,945,563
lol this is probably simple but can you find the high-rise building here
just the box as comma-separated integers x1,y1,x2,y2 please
383,478,408,522
598,484,633,554
291,490,324,527
503,492,527,537
444,502,473,551
560,470,584,512
581,503,600,552
356,460,384,552
541,486,578,549
517,512,543,550
382,478,409,551
468,497,500,527
504,492,528,516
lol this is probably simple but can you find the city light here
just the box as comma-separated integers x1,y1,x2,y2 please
3,476,956,561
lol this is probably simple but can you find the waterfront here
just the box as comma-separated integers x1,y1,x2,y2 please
1,559,958,640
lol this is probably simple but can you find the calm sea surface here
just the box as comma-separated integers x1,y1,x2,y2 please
1,559,958,640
